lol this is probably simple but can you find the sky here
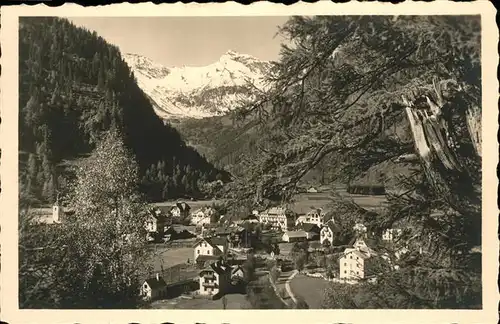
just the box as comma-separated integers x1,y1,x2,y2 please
68,17,290,67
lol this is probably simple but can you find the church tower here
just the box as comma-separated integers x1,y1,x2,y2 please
52,195,63,223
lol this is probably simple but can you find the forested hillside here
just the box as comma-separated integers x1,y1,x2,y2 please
172,113,261,174
18,17,229,205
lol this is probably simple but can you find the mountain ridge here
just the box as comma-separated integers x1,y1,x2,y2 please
18,17,229,204
123,50,272,119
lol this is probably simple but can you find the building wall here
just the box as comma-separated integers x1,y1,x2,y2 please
171,207,180,217
199,271,220,296
283,233,307,242
382,228,402,241
339,253,365,280
194,241,220,261
320,228,334,245
140,283,166,300
259,214,289,231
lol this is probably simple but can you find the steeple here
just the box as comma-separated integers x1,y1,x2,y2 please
52,192,63,223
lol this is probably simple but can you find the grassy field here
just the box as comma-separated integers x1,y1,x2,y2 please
150,293,251,309
289,274,331,309
291,189,387,215
147,245,194,271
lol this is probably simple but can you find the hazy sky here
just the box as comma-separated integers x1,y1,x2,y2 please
68,17,290,67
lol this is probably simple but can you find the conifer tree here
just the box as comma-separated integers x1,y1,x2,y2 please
233,15,481,308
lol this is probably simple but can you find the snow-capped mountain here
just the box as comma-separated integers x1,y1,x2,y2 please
123,50,272,119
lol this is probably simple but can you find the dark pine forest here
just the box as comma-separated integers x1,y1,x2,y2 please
18,17,229,205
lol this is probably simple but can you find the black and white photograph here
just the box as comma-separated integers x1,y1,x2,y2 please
1,2,498,324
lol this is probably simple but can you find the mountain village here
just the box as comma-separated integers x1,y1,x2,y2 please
32,184,416,309
16,15,483,311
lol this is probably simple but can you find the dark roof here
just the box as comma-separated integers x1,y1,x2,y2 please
194,237,226,250
207,236,227,246
210,261,232,274
242,215,259,221
348,236,378,250
324,220,341,233
196,255,220,262
174,202,191,211
218,214,233,224
231,265,244,275
145,276,167,289
284,230,308,238
301,223,320,233
165,226,178,235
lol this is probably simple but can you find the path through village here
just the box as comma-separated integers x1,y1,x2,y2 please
270,269,298,307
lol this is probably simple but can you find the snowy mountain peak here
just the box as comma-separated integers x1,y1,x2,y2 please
124,51,271,119
124,53,170,79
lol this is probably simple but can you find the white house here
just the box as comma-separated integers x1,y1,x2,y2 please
52,203,64,224
145,209,167,235
307,187,318,193
295,208,324,226
339,248,372,280
382,228,403,242
353,223,368,235
170,202,191,219
193,237,227,261
198,260,232,298
320,220,341,246
282,230,308,243
140,273,167,300
258,207,295,231
190,207,217,225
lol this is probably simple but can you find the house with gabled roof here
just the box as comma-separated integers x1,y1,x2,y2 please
198,260,232,298
145,208,168,235
193,237,227,262
258,206,295,231
140,273,167,300
348,236,377,257
282,230,308,243
320,219,341,246
300,223,321,240
190,206,217,226
382,228,403,242
171,201,191,219
231,264,245,280
295,207,325,227
339,248,372,280
218,214,233,226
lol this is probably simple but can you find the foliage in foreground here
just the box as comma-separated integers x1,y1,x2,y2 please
20,131,151,308
231,15,482,309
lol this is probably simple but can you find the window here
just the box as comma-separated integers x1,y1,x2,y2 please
197,250,200,254
350,256,352,259
344,270,347,274
207,250,210,255
356,257,359,260
356,271,359,275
